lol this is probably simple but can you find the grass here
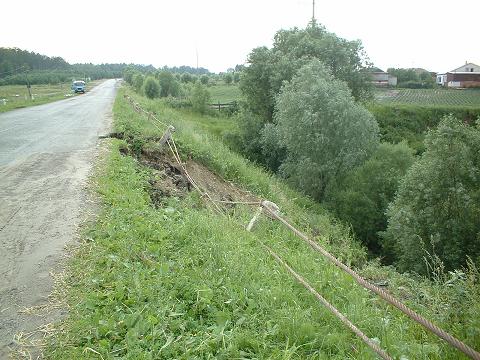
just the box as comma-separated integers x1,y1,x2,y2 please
374,88,480,107
0,80,104,113
45,87,479,359
208,83,242,103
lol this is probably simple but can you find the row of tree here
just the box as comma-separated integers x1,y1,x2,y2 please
234,21,479,275
124,69,213,115
0,48,224,86
387,67,436,88
123,66,239,87
0,47,69,73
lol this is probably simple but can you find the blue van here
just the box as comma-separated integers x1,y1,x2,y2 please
71,80,86,93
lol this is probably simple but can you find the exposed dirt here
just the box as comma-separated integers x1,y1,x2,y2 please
129,144,259,210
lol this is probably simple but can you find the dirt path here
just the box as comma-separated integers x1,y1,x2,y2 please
0,79,118,358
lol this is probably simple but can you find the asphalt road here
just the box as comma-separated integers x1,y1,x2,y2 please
0,79,118,357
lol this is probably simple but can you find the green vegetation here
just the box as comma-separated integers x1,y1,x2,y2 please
45,87,480,359
224,73,233,84
386,68,435,88
237,21,372,171
143,77,160,99
369,103,480,153
272,60,379,201
156,71,180,98
208,83,242,103
384,116,480,273
375,88,480,107
327,142,415,254
191,83,211,114
200,74,209,85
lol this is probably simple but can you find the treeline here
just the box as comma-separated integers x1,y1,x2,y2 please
159,65,210,75
0,47,133,85
0,47,69,72
123,65,240,115
228,21,480,275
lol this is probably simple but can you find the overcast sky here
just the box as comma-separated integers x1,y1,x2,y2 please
1,0,479,73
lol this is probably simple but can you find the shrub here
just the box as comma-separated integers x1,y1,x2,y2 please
191,83,211,114
156,71,180,97
181,73,193,83
200,74,209,85
224,73,233,84
383,116,480,274
274,59,379,201
143,77,160,99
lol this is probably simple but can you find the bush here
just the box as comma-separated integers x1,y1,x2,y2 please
224,73,233,84
327,142,415,254
191,83,210,114
273,59,379,201
383,116,480,274
143,77,160,99
156,71,180,97
200,74,209,85
181,73,193,83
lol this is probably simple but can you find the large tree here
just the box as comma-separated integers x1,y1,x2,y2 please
238,21,372,169
383,116,480,273
273,59,379,201
240,21,372,123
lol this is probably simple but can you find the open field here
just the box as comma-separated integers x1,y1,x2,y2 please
43,87,480,359
0,80,105,113
208,83,242,103
374,88,480,107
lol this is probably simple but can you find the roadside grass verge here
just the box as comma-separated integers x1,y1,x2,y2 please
45,88,479,359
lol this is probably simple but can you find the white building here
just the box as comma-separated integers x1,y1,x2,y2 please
371,71,397,86
436,62,480,88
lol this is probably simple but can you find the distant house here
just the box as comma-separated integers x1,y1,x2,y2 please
436,62,480,88
370,71,397,86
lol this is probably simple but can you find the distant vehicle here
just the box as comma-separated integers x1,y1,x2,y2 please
71,80,86,93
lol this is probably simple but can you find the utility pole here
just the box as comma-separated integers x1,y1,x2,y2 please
312,0,315,21
196,48,199,70
24,72,32,100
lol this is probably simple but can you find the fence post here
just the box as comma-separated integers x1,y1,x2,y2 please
159,125,176,149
